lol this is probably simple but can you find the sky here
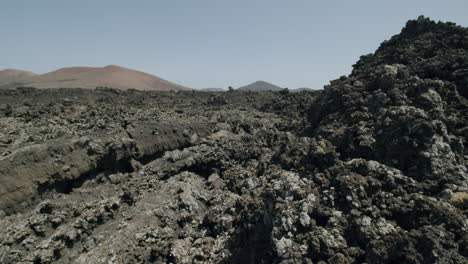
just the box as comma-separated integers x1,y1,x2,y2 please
1,1,467,89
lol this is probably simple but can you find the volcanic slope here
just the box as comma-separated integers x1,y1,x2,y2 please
0,69,38,87
238,80,284,91
0,65,189,91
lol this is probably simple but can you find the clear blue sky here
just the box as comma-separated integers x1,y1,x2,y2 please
1,1,467,89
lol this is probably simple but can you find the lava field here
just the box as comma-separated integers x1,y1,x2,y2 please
0,17,467,264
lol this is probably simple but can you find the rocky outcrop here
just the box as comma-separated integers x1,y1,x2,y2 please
0,121,212,215
300,16,468,263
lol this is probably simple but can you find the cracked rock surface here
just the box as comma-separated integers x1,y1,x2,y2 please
0,17,467,264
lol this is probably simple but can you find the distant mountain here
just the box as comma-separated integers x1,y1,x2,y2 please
290,87,316,93
0,69,38,86
200,88,226,92
0,65,190,91
237,81,284,91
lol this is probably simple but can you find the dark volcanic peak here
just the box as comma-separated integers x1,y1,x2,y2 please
237,80,284,91
312,16,467,169
352,16,468,98
303,17,467,263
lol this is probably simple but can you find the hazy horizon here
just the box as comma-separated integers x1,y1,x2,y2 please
1,0,467,89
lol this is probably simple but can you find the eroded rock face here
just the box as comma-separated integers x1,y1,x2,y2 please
0,17,467,264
